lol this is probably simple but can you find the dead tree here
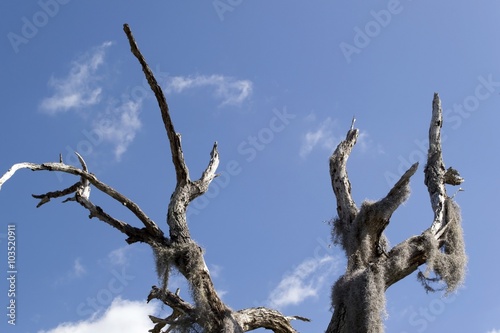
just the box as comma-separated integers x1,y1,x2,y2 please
0,23,466,333
0,24,309,333
326,93,466,333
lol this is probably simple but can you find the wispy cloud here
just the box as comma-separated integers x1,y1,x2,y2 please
267,255,339,309
39,42,143,161
73,258,87,278
209,264,223,279
164,74,253,106
300,116,384,158
356,131,385,155
107,246,132,267
300,117,340,158
208,264,228,299
93,99,142,161
217,289,228,299
38,298,158,333
40,41,112,114
54,258,87,286
487,330,500,333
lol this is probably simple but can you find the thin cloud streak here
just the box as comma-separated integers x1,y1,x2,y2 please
40,41,113,114
356,131,385,155
107,246,132,267
267,255,339,309
39,41,143,161
73,258,87,278
300,117,384,157
300,117,339,158
93,99,142,161
164,74,253,106
53,258,87,286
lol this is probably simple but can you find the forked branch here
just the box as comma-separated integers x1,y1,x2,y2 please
0,156,165,244
1,23,310,333
327,93,466,333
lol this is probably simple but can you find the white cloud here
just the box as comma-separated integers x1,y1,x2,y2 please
300,117,339,158
54,258,86,286
107,246,132,267
487,330,500,333
93,99,142,161
40,41,112,114
209,264,223,279
217,289,228,299
73,258,86,278
39,42,142,160
356,131,385,155
164,74,252,106
300,117,384,158
38,298,158,333
267,256,339,309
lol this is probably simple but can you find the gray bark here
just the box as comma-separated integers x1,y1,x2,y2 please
326,93,465,333
0,24,466,333
0,24,308,333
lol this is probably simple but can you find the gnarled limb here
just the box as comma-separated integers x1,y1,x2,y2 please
329,127,359,226
425,93,464,238
234,307,310,333
122,23,301,332
0,158,165,244
2,23,307,333
327,94,466,333
425,93,448,236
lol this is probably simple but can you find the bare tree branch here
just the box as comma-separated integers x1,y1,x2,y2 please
327,94,465,333
384,234,429,288
147,286,195,315
376,162,418,218
235,307,309,333
329,127,359,225
121,24,306,333
424,93,448,236
123,23,189,184
366,162,419,237
192,142,220,198
0,158,164,241
32,182,80,207
4,23,466,333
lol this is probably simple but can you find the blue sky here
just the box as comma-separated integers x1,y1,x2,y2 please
1,1,500,332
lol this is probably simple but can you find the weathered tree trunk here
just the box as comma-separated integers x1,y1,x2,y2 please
325,94,466,333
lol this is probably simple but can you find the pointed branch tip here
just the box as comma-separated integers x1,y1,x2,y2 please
74,152,88,172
